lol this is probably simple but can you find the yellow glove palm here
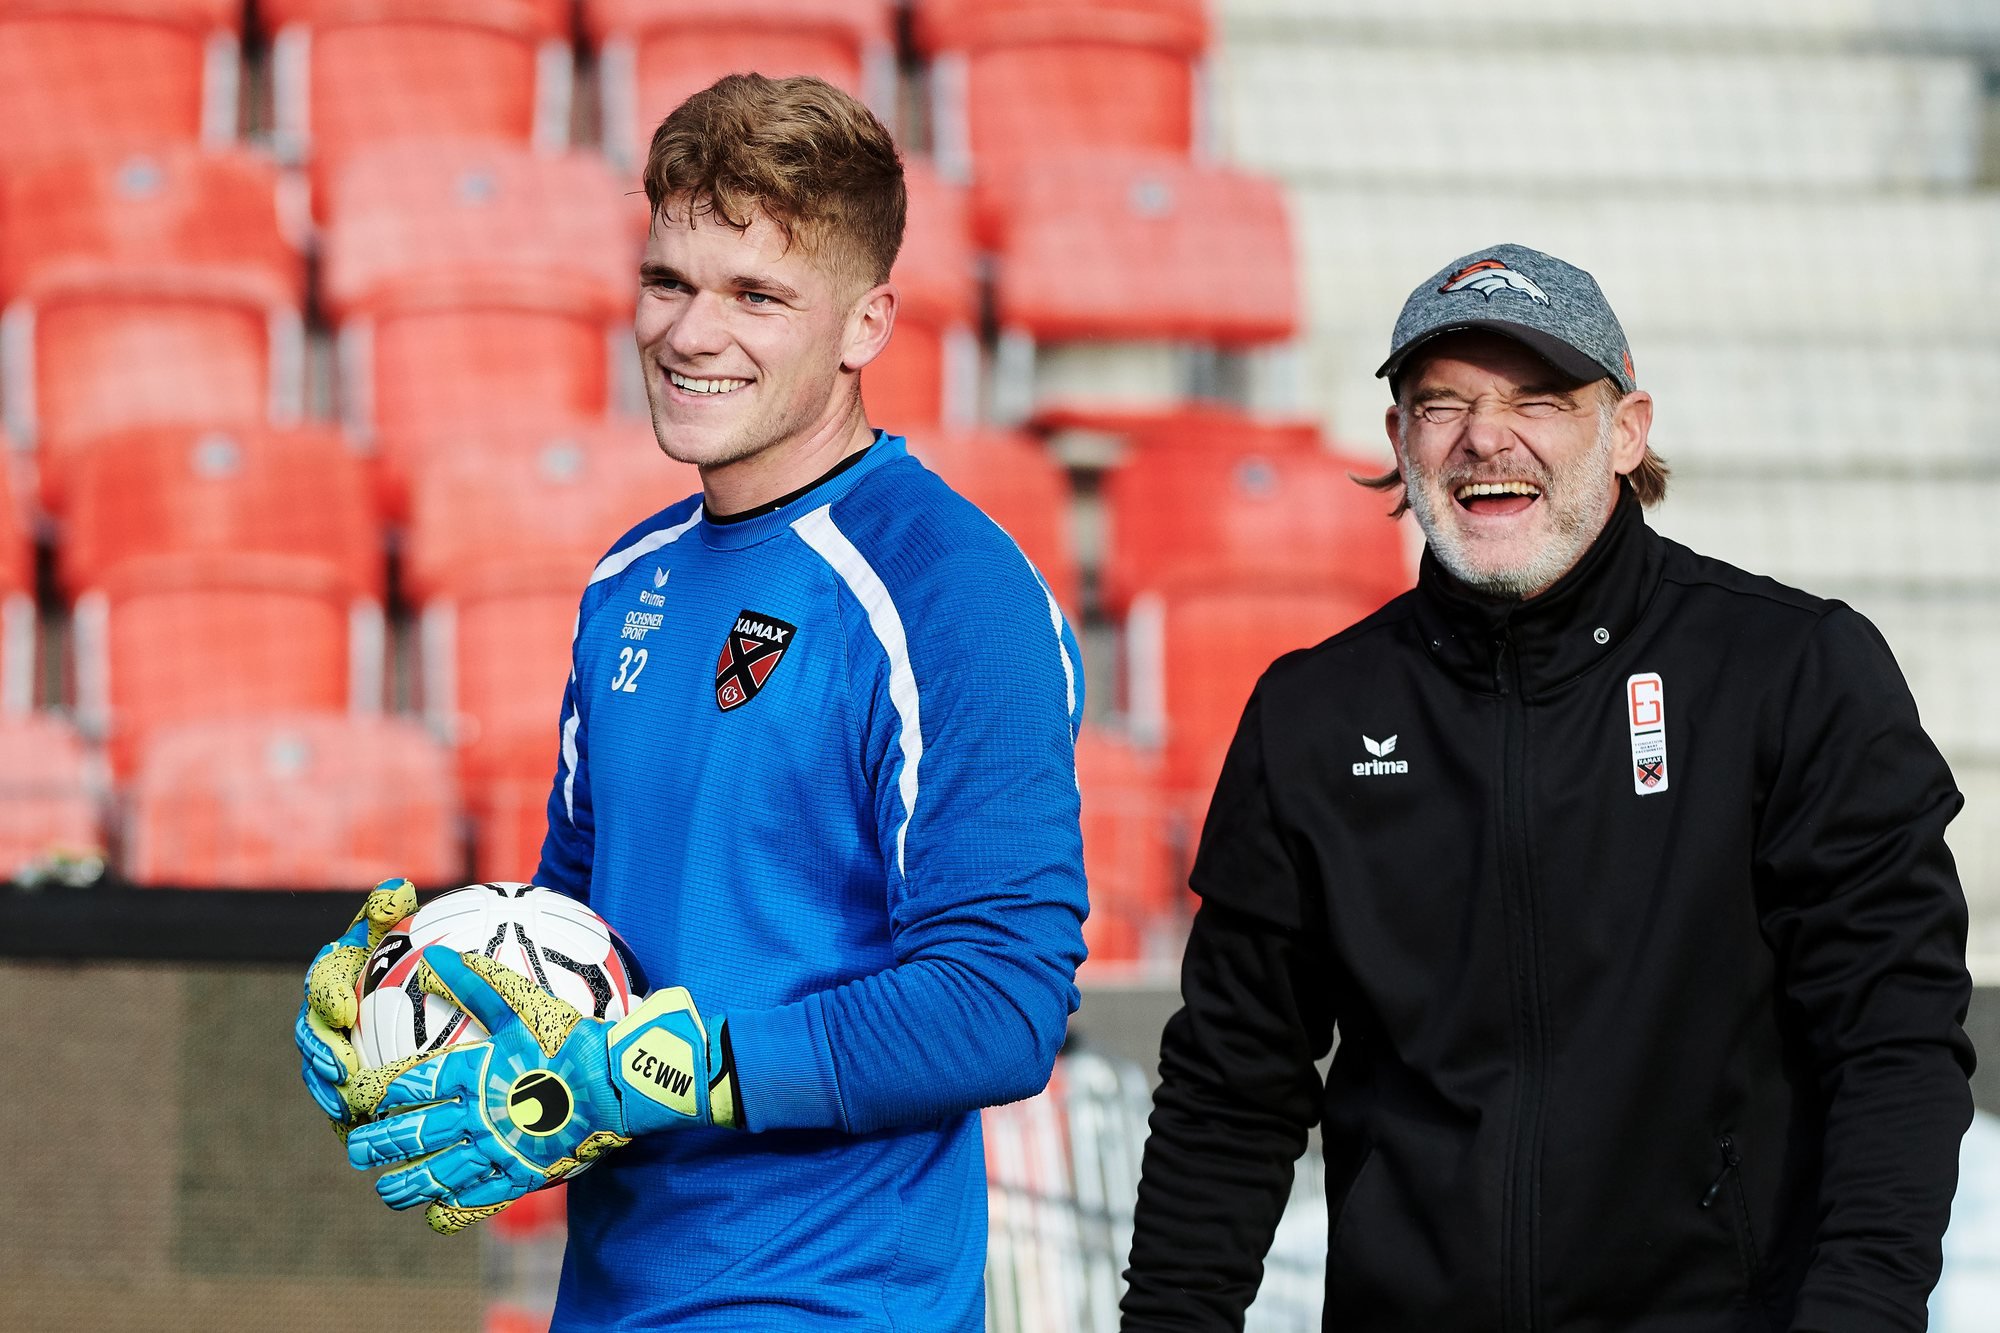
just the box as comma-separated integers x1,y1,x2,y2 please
292,879,515,1234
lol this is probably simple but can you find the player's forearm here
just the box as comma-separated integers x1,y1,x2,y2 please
726,934,1081,1134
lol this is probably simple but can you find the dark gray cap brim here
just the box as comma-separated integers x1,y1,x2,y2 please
1376,320,1613,390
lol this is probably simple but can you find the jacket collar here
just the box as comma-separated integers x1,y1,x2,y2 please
1411,485,1664,697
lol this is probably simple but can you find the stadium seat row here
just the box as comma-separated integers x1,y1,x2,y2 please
0,707,1201,967
0,139,1297,494
0,0,1211,204
4,410,1405,722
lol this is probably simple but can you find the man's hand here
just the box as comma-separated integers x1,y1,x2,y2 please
293,878,419,1133
343,947,739,1234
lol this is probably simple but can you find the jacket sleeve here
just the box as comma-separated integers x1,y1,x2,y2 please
1123,684,1337,1331
722,541,1090,1134
1756,607,1975,1333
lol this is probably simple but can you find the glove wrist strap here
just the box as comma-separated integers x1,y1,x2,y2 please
607,988,741,1133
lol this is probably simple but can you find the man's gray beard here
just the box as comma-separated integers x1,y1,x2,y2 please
1401,405,1619,602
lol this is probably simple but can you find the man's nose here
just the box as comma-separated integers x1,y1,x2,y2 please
663,291,730,360
1459,403,1516,459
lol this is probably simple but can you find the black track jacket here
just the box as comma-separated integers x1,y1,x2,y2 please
1123,492,1974,1333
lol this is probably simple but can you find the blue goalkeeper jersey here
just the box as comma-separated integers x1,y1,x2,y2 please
534,433,1088,1331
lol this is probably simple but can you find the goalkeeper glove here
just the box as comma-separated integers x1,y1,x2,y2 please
293,877,418,1132
344,946,740,1234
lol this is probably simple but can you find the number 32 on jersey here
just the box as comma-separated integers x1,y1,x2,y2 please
610,647,648,693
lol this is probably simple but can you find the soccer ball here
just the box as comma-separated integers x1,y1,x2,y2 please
354,882,647,1069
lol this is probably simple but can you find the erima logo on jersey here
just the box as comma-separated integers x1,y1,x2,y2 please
1439,259,1551,306
1353,734,1409,776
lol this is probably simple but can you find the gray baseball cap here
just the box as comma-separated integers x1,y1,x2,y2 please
1376,243,1637,395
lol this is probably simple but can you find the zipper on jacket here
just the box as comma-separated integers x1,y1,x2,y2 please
1699,1135,1741,1210
1699,1135,1759,1291
1494,628,1548,1333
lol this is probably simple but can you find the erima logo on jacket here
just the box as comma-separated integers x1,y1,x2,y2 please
1354,734,1408,776
1439,259,1550,305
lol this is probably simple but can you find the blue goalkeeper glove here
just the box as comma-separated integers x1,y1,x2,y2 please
293,878,419,1132
343,946,740,1233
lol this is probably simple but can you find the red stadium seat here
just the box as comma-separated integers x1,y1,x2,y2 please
72,552,383,773
866,163,981,432
905,428,1080,619
1126,579,1379,795
0,714,103,882
1033,401,1324,450
401,416,697,601
62,424,380,597
0,445,26,596
470,766,555,885
0,448,31,715
420,558,578,785
1074,724,1175,968
321,142,634,443
916,0,1207,192
0,146,299,301
585,0,896,176
1100,435,1410,615
987,151,1296,423
0,147,306,497
485,1302,561,1333
123,713,460,888
263,0,574,214
989,151,1295,346
0,1,241,164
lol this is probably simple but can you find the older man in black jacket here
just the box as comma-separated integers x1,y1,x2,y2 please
1121,244,1974,1333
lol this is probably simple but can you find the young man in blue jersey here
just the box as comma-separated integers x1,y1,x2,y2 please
293,74,1089,1329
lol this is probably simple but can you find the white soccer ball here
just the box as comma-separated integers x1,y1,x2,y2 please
354,882,646,1069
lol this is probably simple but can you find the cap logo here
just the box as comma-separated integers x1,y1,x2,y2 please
1439,259,1550,306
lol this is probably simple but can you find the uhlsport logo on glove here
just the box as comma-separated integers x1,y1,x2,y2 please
507,1070,574,1136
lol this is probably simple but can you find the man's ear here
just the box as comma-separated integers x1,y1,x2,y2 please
841,282,899,373
1608,390,1654,477
1383,403,1406,463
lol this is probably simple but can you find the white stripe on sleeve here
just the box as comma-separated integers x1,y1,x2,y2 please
790,505,924,878
1031,560,1076,720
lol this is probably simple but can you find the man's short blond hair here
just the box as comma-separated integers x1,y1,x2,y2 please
643,73,906,290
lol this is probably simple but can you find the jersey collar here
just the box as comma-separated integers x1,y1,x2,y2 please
698,432,905,551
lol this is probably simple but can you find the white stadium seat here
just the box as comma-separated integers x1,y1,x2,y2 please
1216,0,2000,47
1286,189,2000,446
1291,189,2000,343
1649,478,2000,594
1626,342,2000,471
1953,764,2000,971
1221,47,1983,190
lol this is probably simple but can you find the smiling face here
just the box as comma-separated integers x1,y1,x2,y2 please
635,202,896,506
1386,332,1652,600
